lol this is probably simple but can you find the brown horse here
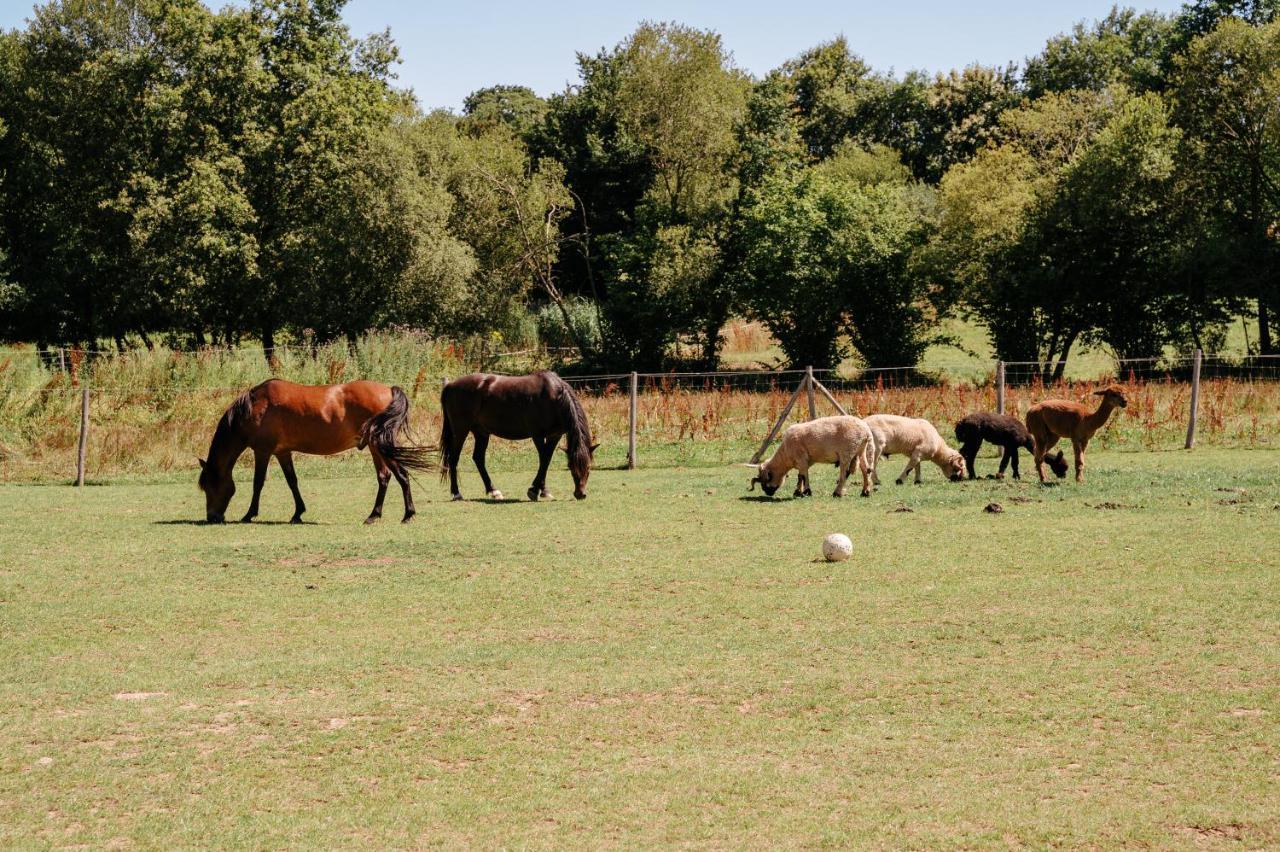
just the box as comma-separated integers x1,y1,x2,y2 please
440,371,596,501
198,379,431,524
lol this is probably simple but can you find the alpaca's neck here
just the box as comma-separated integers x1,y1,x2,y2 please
1084,399,1117,434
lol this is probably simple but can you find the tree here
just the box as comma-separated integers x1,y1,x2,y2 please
1023,8,1174,97
1171,17,1280,352
779,37,884,160
738,150,935,369
534,22,748,367
461,85,547,140
930,89,1120,373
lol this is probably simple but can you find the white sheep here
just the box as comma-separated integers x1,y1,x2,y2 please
748,416,875,498
864,414,967,485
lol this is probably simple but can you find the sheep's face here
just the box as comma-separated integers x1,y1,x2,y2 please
945,453,967,482
1094,385,1128,408
749,464,784,496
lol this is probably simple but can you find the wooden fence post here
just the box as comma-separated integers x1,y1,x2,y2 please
750,376,807,464
627,371,638,470
75,385,90,486
58,346,67,373
805,366,816,420
995,360,1005,415
811,378,849,416
1185,348,1202,450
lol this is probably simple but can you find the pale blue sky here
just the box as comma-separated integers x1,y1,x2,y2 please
2,1,1187,110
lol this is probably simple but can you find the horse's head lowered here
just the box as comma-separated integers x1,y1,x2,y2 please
198,389,252,522
563,441,600,499
198,457,233,523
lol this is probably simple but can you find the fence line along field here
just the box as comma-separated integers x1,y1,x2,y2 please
2,336,1280,481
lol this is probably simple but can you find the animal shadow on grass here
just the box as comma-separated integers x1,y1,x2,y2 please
152,519,322,526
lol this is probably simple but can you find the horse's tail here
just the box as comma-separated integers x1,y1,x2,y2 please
360,386,434,473
438,382,454,482
549,373,593,472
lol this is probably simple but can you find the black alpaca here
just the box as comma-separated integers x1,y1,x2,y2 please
954,412,1067,480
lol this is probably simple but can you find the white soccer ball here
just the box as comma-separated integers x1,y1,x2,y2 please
822,532,853,562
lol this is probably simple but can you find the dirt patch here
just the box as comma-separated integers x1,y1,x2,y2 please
1217,497,1250,506
888,504,914,514
984,503,1004,514
1089,502,1138,510
1216,487,1247,494
114,691,167,701
1174,823,1246,842
1009,496,1039,505
277,556,398,569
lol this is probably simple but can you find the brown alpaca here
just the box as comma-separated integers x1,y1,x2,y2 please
1025,384,1128,484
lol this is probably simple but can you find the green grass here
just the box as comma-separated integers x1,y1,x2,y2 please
2,448,1278,847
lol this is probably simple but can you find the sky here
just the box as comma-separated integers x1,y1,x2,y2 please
1,0,1189,111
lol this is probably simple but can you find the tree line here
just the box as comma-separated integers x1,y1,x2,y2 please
1,0,1278,375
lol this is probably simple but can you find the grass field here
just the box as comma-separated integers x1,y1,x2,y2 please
2,447,1278,847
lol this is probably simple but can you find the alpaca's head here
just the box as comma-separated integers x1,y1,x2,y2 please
1045,450,1069,478
1094,385,1128,408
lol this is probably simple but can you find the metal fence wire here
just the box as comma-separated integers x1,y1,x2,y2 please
2,349,1278,483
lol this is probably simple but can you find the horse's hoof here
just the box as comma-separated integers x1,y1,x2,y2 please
290,516,303,525
364,515,380,525
240,514,254,524
574,492,586,500
895,480,904,486
451,494,463,502
488,490,504,500
832,492,843,498
540,491,553,500
861,490,871,498
527,487,539,501
401,514,415,524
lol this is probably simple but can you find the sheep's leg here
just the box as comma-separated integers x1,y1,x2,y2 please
858,450,872,497
895,453,921,486
794,463,811,498
870,446,883,487
833,455,850,498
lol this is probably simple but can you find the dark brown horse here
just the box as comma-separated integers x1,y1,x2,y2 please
440,371,596,501
198,379,431,524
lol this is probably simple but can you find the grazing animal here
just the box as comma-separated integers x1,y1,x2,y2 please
1025,384,1128,484
864,414,967,485
440,371,596,501
198,379,431,524
748,416,875,498
954,411,1067,480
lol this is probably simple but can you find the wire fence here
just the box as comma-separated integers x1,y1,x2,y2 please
2,348,1279,483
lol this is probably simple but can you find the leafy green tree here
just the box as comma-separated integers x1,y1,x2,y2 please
1023,8,1174,97
738,152,934,369
930,90,1121,373
779,37,884,160
1171,17,1280,352
461,85,547,140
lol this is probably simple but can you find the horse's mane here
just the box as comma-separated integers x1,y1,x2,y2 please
199,388,254,490
547,373,593,473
